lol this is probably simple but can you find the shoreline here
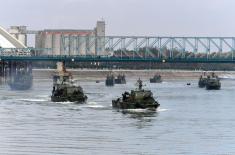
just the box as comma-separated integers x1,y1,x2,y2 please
32,69,235,80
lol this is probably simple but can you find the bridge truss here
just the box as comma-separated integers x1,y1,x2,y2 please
61,36,235,59
0,36,235,63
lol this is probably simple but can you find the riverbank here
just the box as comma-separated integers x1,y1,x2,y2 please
32,69,235,81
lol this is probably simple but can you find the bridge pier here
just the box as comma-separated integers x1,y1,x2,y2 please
0,61,7,84
7,61,33,90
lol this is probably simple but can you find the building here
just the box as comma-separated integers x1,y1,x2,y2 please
35,21,105,55
8,26,27,46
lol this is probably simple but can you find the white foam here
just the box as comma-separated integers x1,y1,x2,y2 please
87,102,98,105
157,108,169,112
17,98,48,102
55,101,74,104
86,105,105,108
124,108,169,113
36,95,50,98
124,109,149,113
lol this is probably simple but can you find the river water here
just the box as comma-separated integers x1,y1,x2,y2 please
0,77,235,155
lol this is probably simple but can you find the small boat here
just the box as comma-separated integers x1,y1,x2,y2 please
150,74,162,83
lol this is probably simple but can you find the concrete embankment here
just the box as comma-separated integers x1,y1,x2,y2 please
32,69,235,81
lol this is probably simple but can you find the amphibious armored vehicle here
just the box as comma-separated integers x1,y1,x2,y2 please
105,74,115,86
150,74,162,83
115,74,126,84
51,62,87,103
198,73,208,88
112,79,160,111
206,73,221,90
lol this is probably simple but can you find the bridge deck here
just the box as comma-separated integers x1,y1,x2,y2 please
0,55,235,63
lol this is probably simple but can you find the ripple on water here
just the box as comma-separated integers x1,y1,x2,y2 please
0,79,234,155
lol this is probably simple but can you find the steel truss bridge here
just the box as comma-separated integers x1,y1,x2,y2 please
1,36,235,63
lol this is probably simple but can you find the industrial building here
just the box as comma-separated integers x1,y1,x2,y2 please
35,21,105,55
8,26,28,46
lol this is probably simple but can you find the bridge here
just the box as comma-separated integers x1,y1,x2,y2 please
1,25,235,64
0,36,235,63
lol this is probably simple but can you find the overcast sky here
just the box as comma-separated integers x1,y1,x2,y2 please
1,0,235,36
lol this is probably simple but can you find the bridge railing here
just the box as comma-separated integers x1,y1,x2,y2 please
0,48,51,57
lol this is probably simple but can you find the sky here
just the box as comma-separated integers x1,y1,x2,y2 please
1,0,235,36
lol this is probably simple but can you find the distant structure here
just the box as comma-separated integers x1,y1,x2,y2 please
35,21,105,55
0,26,26,48
8,26,27,46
